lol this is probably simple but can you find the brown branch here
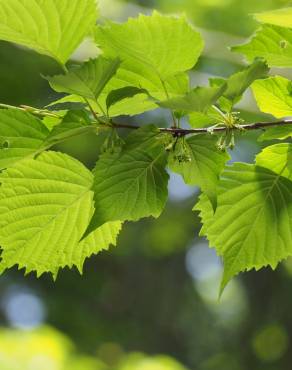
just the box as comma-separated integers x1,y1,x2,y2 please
111,119,292,136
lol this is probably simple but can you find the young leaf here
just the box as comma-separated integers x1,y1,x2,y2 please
0,109,49,170
158,85,226,113
188,107,224,128
231,25,292,67
254,8,292,28
0,151,121,276
106,87,148,112
45,110,97,144
252,76,292,118
47,57,120,100
84,126,169,235
205,161,292,292
95,11,203,80
168,135,230,207
0,0,98,65
210,59,269,112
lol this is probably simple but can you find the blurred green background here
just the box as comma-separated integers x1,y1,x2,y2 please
1,0,292,369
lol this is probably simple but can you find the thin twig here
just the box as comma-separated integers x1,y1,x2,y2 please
84,98,100,122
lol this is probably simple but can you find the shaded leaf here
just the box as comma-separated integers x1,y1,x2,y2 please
84,126,169,236
158,85,226,113
168,134,230,207
46,110,97,144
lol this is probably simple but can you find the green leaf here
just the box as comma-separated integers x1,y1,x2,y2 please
0,151,121,276
46,110,97,144
0,109,49,170
84,126,169,236
205,161,292,292
0,0,98,64
47,57,120,100
100,62,190,116
255,8,292,28
258,124,292,142
256,143,292,180
252,76,292,118
95,11,203,80
193,193,214,237
168,135,230,206
231,25,292,67
106,87,148,112
158,85,226,113
48,70,190,117
188,107,224,128
210,59,269,112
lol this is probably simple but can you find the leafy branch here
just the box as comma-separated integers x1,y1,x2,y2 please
0,0,292,293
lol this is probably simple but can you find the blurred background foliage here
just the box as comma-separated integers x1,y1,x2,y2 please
1,0,292,369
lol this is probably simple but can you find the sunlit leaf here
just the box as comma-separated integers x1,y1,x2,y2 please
0,0,98,64
0,151,121,276
95,11,203,79
255,8,292,29
232,25,292,67
0,109,49,170
205,159,292,291
252,76,292,118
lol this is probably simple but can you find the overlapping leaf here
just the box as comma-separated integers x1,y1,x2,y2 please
48,68,190,117
84,126,169,236
0,109,49,170
168,135,230,206
0,151,121,276
45,110,97,144
158,85,226,113
210,59,269,112
0,0,98,64
188,107,224,128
